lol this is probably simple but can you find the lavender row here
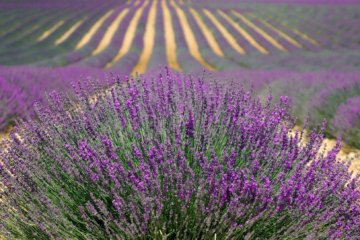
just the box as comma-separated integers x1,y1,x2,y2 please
213,70,360,148
0,5,117,66
82,2,143,69
192,0,360,6
0,66,107,131
1,68,359,148
0,0,124,9
0,5,93,56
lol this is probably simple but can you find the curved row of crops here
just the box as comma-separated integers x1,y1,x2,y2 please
213,70,360,149
0,66,108,131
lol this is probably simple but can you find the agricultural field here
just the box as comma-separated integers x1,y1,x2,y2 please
0,0,359,70
0,0,360,239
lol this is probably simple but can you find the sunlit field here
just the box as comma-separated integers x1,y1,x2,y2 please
0,0,359,239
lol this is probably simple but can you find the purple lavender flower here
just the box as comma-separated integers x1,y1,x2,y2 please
185,109,195,138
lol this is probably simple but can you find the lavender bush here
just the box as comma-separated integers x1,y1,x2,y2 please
216,70,360,148
309,77,360,147
330,96,360,148
1,67,359,239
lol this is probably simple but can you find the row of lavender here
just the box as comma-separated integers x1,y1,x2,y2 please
1,66,359,149
194,1,360,51
0,0,124,8
215,70,360,148
194,0,360,5
0,66,109,131
0,1,127,66
1,68,359,238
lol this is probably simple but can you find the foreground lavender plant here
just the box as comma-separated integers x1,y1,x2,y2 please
0,67,359,239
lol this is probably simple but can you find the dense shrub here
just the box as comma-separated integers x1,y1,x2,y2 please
309,76,360,147
235,70,360,148
0,67,359,239
330,96,360,148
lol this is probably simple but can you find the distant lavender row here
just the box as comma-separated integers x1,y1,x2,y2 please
247,4,360,52
257,0,360,4
0,66,109,131
331,97,360,148
0,0,124,9
213,70,360,148
194,0,360,5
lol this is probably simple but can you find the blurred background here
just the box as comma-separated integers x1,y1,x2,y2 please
0,0,359,171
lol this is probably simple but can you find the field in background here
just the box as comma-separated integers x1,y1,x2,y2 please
0,0,359,71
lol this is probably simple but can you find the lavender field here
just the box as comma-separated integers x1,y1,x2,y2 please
0,0,359,239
